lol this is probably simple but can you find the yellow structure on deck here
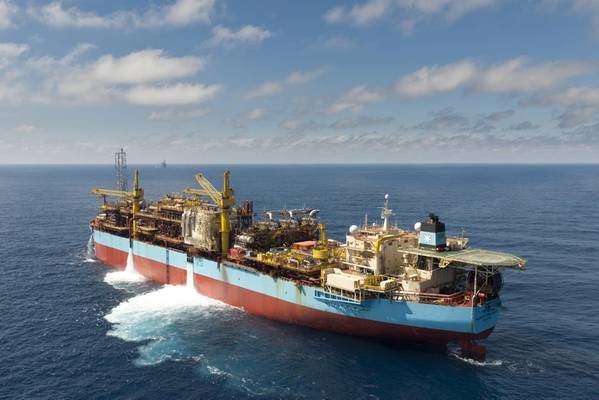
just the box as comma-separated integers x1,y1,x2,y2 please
92,169,144,238
312,223,329,260
186,171,236,255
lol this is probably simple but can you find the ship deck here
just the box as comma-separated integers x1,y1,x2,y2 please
398,247,526,269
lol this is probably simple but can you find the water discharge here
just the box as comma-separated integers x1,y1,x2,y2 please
104,284,232,366
104,247,146,285
84,235,97,262
186,261,194,289
125,247,135,273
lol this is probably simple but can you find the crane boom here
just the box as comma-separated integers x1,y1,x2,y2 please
191,171,235,255
194,174,223,204
92,188,133,197
92,169,144,238
183,187,212,198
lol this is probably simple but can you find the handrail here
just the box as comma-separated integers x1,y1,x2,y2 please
396,290,463,299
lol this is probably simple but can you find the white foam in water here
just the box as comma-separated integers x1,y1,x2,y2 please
104,269,147,285
104,284,231,365
450,352,504,367
103,247,146,285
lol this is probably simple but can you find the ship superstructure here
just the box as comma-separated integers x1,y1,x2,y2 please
90,169,525,360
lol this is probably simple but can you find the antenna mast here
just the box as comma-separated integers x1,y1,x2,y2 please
381,194,392,232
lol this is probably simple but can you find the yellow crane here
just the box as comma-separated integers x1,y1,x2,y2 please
184,170,235,255
312,223,329,260
92,169,144,238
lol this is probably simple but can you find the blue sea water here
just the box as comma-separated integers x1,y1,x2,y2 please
0,164,598,400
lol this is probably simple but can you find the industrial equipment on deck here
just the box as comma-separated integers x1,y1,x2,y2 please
92,169,144,238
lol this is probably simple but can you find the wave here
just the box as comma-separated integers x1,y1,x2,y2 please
449,352,504,367
104,284,231,366
104,270,147,285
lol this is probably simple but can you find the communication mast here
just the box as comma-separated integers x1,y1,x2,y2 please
115,148,128,192
381,194,392,232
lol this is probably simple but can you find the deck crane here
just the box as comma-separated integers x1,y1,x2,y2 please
312,223,329,260
92,169,144,239
184,170,235,255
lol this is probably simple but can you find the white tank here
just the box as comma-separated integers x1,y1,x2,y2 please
349,225,358,234
414,222,422,231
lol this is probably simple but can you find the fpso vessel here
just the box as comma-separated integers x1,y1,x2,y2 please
90,169,525,360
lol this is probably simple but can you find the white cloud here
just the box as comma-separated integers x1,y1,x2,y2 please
349,0,390,25
473,58,594,93
394,60,477,97
330,115,392,129
61,43,96,64
206,25,272,47
169,129,599,159
0,1,18,29
398,0,496,22
413,108,469,130
28,2,111,28
0,42,29,68
245,81,283,98
279,119,319,132
328,85,384,113
555,107,597,128
323,7,345,24
393,58,594,97
25,43,95,74
85,49,204,84
324,0,390,26
246,108,266,120
9,44,220,107
13,124,36,133
56,75,114,103
524,86,599,128
280,119,303,130
245,68,325,98
163,0,214,26
0,80,21,100
149,108,208,120
527,86,599,108
286,68,326,84
324,0,494,30
397,0,496,33
51,49,205,103
27,0,215,29
126,83,221,105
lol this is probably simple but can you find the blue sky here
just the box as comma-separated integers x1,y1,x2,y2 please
0,0,598,163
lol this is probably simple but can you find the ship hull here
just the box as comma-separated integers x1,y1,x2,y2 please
93,230,498,344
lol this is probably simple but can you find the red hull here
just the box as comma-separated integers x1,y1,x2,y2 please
95,243,128,268
95,243,492,343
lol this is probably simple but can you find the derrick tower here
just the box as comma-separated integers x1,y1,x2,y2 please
115,148,128,192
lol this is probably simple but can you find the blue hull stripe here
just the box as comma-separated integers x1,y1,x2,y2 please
94,230,500,334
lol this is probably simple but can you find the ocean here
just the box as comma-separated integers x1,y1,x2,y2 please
0,164,597,400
